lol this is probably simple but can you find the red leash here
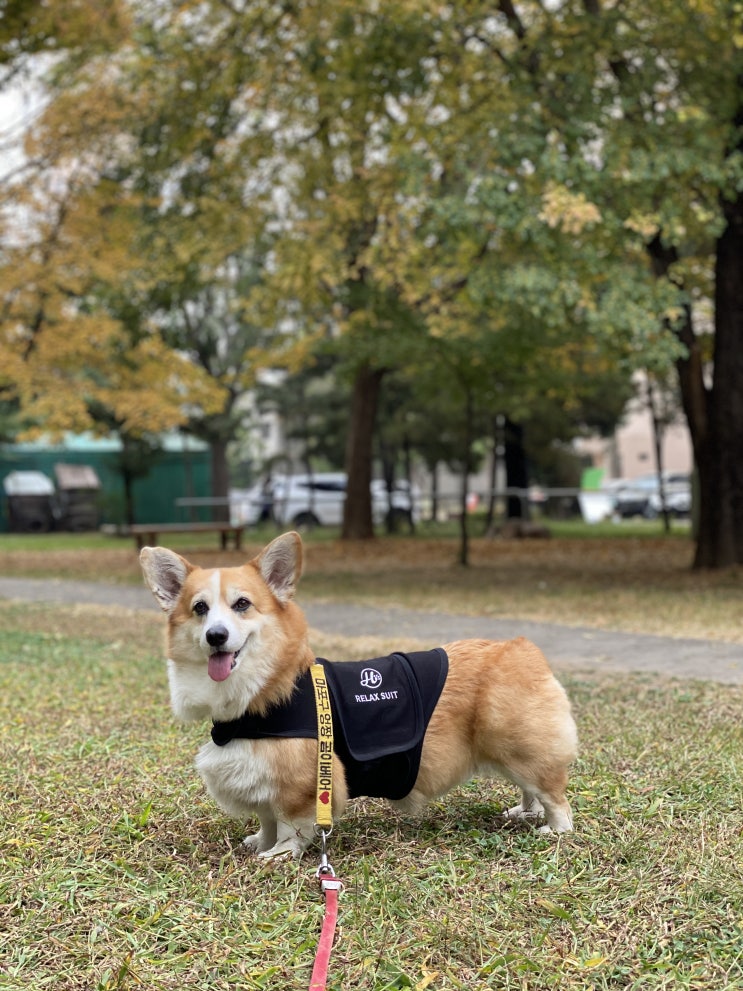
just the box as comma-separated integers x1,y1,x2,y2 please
309,872,343,990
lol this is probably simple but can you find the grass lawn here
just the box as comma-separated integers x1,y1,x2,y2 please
0,575,741,989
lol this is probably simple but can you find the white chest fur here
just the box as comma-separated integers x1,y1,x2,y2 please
195,739,277,819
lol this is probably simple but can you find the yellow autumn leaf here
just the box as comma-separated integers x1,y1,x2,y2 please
415,967,440,990
539,182,602,235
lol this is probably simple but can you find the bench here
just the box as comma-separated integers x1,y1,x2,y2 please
112,522,248,551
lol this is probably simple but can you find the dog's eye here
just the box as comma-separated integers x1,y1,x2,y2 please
193,601,209,616
232,597,251,613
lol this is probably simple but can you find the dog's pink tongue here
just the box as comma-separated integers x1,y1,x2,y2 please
208,652,235,682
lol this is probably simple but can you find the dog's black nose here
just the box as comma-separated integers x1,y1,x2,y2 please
206,624,230,648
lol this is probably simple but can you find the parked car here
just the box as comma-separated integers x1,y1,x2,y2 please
229,480,275,525
610,473,691,519
239,472,420,528
369,478,420,528
646,474,692,518
272,472,347,527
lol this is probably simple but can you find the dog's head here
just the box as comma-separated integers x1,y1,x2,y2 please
140,532,307,714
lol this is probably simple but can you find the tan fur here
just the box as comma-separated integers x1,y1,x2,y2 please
140,532,577,859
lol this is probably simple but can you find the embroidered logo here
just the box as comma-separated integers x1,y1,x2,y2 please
354,666,399,704
360,667,383,690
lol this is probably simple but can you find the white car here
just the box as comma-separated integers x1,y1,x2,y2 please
265,472,419,528
646,474,692,518
610,472,691,519
229,482,274,525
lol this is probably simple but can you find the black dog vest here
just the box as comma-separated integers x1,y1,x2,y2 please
211,648,449,801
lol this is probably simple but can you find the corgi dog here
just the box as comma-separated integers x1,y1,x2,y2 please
140,531,577,859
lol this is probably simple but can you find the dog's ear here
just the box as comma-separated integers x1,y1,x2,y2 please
256,531,302,603
140,546,193,614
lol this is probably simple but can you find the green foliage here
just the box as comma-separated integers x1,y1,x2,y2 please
0,0,129,76
3,0,743,552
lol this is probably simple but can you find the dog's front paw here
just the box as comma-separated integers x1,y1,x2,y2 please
242,832,266,854
253,818,314,860
257,838,308,861
242,823,278,854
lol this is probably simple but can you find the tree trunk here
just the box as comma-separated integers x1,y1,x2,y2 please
649,93,743,568
458,457,470,566
402,434,415,534
378,433,397,534
428,460,439,522
648,237,717,567
458,389,475,567
701,170,743,566
342,363,385,539
696,86,743,567
646,377,670,534
504,418,529,520
483,415,500,536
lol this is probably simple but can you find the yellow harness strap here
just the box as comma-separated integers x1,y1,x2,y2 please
310,663,334,831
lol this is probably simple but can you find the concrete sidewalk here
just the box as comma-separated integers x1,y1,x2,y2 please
1,575,741,684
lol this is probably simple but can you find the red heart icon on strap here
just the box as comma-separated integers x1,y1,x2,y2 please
319,791,330,805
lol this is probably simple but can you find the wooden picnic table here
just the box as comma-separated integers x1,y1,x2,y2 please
119,521,248,551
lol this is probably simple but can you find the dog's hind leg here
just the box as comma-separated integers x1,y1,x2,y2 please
506,767,573,834
506,788,545,823
537,788,573,834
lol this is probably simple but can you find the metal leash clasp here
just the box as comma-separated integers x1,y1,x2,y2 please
315,826,334,878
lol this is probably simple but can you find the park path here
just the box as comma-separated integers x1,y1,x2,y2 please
1,575,741,685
